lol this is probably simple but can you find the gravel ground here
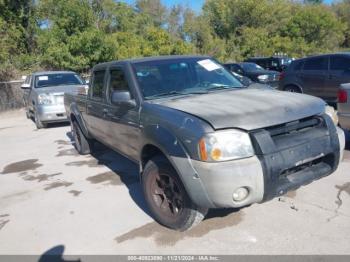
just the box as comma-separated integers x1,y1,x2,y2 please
0,109,349,256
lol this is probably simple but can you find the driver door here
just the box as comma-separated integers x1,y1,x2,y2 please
103,66,140,161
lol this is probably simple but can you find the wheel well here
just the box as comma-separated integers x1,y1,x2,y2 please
284,84,302,93
141,144,166,171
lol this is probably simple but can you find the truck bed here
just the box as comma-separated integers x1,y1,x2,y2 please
64,92,87,119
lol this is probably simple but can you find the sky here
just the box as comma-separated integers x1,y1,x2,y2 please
123,0,335,13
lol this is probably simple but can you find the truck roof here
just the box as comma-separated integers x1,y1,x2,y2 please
32,71,77,76
93,55,211,70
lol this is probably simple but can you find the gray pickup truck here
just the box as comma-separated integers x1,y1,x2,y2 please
21,71,86,129
65,55,345,231
338,83,350,130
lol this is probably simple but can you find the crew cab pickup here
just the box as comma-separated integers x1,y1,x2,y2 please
65,55,345,231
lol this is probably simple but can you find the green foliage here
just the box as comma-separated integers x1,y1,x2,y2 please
0,0,350,78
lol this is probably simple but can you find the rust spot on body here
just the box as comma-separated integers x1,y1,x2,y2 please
115,210,243,246
1,159,42,174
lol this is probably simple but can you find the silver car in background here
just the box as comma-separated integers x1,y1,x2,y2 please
21,71,86,129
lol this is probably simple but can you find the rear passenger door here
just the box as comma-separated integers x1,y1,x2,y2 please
86,69,107,142
103,66,140,161
326,55,350,103
299,56,328,98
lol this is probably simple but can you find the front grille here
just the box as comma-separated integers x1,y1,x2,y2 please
265,115,323,138
279,153,334,179
250,113,340,201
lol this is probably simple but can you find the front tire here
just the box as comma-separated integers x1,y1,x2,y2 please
34,111,47,129
72,121,92,155
142,156,208,231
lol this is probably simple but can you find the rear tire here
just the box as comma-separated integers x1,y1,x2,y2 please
284,85,301,93
72,120,92,155
25,110,31,119
142,155,208,231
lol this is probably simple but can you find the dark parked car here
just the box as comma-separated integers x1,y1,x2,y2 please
245,56,292,72
338,83,350,130
279,53,350,105
224,62,280,88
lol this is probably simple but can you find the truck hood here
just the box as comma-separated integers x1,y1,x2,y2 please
157,89,325,130
35,85,86,95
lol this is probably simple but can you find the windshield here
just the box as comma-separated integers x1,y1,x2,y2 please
240,63,264,72
35,73,83,88
132,58,243,100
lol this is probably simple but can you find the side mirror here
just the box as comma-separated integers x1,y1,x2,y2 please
21,83,30,89
111,91,136,106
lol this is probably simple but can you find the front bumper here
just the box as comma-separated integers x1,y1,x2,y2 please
173,115,345,208
36,104,68,123
339,112,350,130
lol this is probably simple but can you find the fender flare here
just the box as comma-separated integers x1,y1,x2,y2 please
141,125,214,208
69,103,91,138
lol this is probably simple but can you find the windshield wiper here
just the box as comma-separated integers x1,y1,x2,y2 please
146,91,188,99
147,90,210,99
206,85,240,91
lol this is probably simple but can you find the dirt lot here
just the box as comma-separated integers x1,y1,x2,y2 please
0,109,350,255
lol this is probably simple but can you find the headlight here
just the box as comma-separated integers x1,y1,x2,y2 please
325,105,338,126
257,74,269,82
198,130,254,162
38,93,54,105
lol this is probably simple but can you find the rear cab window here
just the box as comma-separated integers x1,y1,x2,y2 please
91,70,106,100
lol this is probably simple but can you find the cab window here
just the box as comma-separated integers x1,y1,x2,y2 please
108,68,132,99
91,70,105,99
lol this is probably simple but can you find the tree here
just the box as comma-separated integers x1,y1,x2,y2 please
135,0,167,27
333,0,350,48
